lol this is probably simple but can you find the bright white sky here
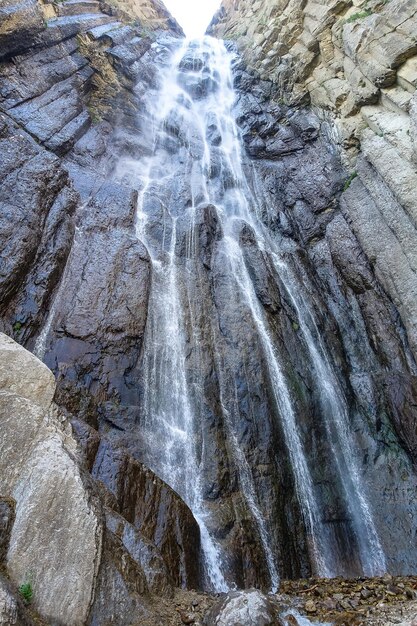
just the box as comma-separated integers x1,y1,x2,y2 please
163,0,222,38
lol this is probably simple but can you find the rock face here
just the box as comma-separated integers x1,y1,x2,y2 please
0,0,44,60
1,0,417,605
99,0,183,32
208,0,417,362
72,418,202,590
0,113,77,343
0,334,202,625
0,334,101,625
0,0,178,427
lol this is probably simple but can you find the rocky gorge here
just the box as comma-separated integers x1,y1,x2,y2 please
0,0,417,624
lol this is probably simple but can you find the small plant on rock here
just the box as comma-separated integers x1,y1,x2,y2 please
87,104,102,124
346,8,373,22
343,171,358,190
13,321,22,334
19,581,33,604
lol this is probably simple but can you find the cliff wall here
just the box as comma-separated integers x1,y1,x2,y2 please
0,3,205,624
1,0,417,619
209,0,417,364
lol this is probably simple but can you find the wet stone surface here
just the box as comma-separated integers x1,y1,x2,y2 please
1,0,417,603
121,577,417,626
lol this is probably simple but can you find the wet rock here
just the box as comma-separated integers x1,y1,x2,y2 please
7,71,93,155
105,508,174,596
178,71,218,100
71,416,101,471
204,590,283,626
174,202,223,263
209,0,417,378
179,52,204,72
88,528,151,626
71,415,202,591
43,181,151,428
0,114,77,341
0,498,14,565
238,221,282,313
91,437,202,589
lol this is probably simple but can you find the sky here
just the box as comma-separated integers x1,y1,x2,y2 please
162,0,222,38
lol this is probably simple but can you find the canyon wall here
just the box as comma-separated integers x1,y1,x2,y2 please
0,3,203,624
209,0,417,363
0,0,182,427
1,0,417,621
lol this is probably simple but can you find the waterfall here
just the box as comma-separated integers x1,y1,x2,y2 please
128,36,386,590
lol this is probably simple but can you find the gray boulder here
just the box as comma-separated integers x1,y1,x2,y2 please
204,590,284,626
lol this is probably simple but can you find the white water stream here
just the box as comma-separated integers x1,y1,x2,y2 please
129,36,385,590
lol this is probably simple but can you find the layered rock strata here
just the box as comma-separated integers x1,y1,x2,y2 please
208,0,417,366
0,0,180,429
1,0,417,599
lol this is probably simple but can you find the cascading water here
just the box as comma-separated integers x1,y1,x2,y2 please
125,35,386,590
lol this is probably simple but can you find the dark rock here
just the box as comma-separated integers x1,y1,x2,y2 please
105,508,174,596
38,179,150,428
71,417,101,471
179,52,204,72
0,0,45,61
7,74,93,155
0,497,15,564
0,38,88,110
88,528,151,626
69,415,202,593
91,438,202,589
0,114,77,341
238,221,281,313
178,71,219,100
108,36,151,69
89,23,135,45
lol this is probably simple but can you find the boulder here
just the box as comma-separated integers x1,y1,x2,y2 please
204,590,284,626
0,333,102,626
0,333,55,409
